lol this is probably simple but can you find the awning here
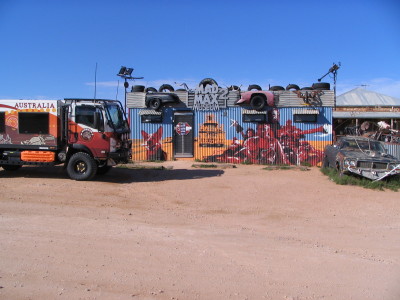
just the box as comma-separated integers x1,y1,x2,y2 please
333,111,400,119
292,108,320,115
139,110,162,115
242,109,267,115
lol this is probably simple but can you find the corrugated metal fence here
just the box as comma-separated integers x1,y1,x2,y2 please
384,143,400,160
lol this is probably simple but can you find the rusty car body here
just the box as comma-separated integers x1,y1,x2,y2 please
322,136,400,180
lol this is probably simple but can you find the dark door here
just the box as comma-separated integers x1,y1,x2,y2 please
173,112,194,157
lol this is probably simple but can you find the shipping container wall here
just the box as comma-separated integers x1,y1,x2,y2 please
130,106,333,166
384,143,400,160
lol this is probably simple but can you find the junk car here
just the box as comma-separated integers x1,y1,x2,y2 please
322,136,400,180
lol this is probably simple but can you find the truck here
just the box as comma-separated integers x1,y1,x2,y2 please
0,98,131,180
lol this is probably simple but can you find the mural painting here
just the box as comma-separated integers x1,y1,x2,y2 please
0,102,58,147
130,107,332,166
140,126,167,161
202,113,330,166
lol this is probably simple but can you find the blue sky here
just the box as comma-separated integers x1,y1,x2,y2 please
1,0,399,105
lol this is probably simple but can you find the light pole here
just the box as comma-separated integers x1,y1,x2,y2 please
317,63,340,109
117,66,143,113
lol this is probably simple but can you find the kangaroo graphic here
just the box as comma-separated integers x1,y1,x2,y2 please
141,126,167,161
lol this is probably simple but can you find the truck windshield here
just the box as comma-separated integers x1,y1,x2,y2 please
105,103,129,133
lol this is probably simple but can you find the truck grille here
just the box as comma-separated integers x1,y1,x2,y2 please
357,161,388,169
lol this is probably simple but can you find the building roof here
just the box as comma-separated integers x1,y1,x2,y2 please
333,111,400,119
336,88,400,107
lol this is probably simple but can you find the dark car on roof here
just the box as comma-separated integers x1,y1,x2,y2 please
145,92,180,110
322,136,400,180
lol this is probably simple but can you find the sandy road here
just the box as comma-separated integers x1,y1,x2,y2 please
0,162,399,300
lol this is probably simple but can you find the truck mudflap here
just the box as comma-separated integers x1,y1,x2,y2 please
109,149,131,164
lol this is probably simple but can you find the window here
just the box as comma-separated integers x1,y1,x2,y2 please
141,114,163,123
242,113,267,123
293,114,317,123
76,106,96,128
19,112,49,134
0,112,5,133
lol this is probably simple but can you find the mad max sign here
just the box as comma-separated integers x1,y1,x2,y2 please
193,83,228,111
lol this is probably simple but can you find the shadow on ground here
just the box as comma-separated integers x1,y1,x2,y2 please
0,166,224,183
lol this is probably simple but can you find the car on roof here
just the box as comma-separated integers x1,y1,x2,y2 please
322,136,400,180
145,92,180,110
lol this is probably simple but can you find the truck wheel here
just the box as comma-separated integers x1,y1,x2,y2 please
149,98,162,110
145,87,157,93
247,84,262,91
158,84,174,92
250,95,266,111
199,78,218,87
1,165,22,171
269,86,285,91
67,152,97,181
131,85,145,92
286,84,300,91
312,82,330,90
229,85,241,91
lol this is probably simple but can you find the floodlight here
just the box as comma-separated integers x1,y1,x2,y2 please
117,66,127,76
124,68,133,76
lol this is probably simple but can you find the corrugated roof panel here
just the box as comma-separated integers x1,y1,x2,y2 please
333,111,400,119
275,90,334,107
336,88,400,106
127,92,145,108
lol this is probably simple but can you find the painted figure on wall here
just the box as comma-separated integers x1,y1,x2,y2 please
204,116,329,166
141,126,167,161
204,121,288,164
277,120,326,165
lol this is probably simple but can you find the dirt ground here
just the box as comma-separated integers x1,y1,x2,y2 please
0,161,399,300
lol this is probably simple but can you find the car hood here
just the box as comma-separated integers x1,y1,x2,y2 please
341,150,400,163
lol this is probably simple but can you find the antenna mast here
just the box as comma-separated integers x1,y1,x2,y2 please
94,62,98,100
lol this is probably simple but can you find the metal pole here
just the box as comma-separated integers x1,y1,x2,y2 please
124,78,127,115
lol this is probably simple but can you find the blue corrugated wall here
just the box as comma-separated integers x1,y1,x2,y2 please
129,107,333,165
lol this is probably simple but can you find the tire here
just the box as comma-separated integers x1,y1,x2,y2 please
229,85,241,91
1,165,22,171
250,95,266,111
97,165,112,175
312,82,330,90
158,84,174,92
67,152,97,181
199,78,218,87
145,87,157,93
149,98,162,110
131,85,145,92
248,84,262,91
286,84,300,91
269,86,285,91
300,87,314,90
